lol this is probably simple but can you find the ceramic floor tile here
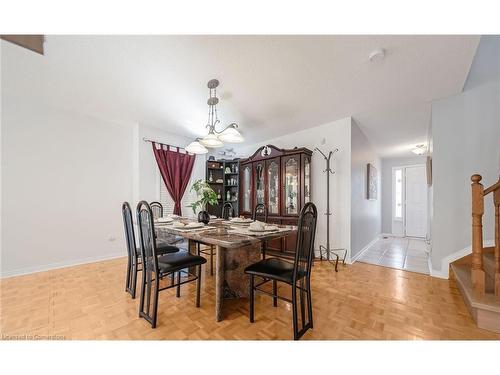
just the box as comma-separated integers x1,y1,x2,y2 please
388,245,406,253
354,236,429,275
367,243,388,251
384,249,406,257
407,239,427,251
382,257,406,265
405,258,428,267
406,255,427,264
406,248,427,257
364,250,386,257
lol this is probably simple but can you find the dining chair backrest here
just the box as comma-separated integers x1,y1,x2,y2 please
122,202,138,260
293,202,317,283
150,201,163,219
252,203,268,222
222,202,235,220
136,201,159,274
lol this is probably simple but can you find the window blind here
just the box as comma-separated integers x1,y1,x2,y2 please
158,170,197,218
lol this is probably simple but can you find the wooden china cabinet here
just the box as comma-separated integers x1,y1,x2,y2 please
239,145,312,258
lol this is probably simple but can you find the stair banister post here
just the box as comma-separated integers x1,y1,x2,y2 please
494,185,500,296
471,174,485,296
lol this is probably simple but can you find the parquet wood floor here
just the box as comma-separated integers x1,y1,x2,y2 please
1,256,499,340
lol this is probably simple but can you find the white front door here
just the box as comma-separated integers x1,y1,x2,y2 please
405,165,427,238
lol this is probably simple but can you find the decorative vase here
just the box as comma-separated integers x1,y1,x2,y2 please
198,210,210,224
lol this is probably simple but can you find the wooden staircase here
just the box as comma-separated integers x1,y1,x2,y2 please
450,174,500,333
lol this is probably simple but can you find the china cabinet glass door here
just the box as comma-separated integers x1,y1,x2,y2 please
254,162,265,207
304,156,311,204
282,155,300,215
242,165,251,213
266,158,280,214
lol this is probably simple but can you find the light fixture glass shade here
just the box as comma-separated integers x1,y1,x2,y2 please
200,132,224,148
185,140,208,154
218,126,244,143
411,145,426,155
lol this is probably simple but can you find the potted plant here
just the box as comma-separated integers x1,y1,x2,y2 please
188,179,218,224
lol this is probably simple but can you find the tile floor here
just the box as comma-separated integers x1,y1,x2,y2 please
357,236,430,274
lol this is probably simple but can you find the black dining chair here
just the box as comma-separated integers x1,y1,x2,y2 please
122,202,180,299
244,202,318,340
253,203,269,258
150,200,184,247
150,201,163,219
252,203,268,222
136,201,207,328
222,202,235,220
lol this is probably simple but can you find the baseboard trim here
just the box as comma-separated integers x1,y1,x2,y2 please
1,252,126,279
350,236,380,264
428,239,495,280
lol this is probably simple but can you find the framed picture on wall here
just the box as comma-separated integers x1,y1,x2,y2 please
367,163,378,200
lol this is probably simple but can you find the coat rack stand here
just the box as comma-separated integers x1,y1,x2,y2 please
314,147,347,272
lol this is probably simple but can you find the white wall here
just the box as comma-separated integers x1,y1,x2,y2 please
1,102,134,276
381,156,427,234
1,117,205,277
463,35,500,89
235,117,353,261
430,77,500,272
350,122,381,259
1,58,205,277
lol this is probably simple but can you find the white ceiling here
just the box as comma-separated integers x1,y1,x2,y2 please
1,35,479,157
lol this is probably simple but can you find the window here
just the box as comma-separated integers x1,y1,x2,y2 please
394,168,403,220
158,171,197,218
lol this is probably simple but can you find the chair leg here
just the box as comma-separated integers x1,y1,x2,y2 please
300,278,306,330
262,242,266,259
272,280,277,307
196,264,202,307
307,277,313,328
249,275,255,323
170,272,174,286
139,267,147,317
292,285,298,340
145,269,152,316
125,257,132,293
131,262,137,299
151,273,160,328
176,271,181,298
210,246,214,276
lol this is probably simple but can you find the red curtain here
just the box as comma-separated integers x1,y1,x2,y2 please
152,142,196,216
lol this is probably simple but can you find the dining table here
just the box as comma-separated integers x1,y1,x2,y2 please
155,218,297,322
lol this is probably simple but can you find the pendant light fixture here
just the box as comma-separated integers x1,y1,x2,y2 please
185,79,244,154
411,144,427,155
185,139,208,154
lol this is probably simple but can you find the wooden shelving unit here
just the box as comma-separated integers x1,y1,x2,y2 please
206,158,240,217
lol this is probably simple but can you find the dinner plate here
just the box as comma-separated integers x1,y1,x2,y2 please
248,227,279,232
230,218,253,224
156,217,174,223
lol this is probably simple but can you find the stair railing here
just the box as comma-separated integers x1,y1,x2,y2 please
471,174,500,296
